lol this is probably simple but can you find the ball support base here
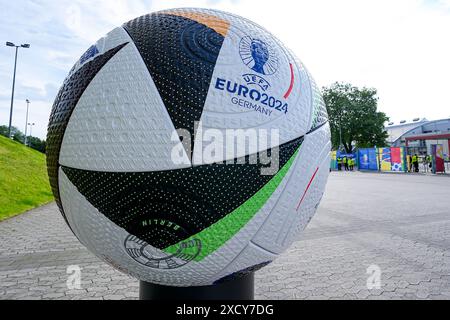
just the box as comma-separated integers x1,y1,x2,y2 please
139,272,255,300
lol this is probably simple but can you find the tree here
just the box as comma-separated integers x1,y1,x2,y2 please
0,125,24,143
0,125,46,153
0,125,8,137
27,136,46,153
322,82,389,153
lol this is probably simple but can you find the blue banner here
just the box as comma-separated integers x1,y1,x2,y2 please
368,148,378,170
358,148,378,171
358,149,369,170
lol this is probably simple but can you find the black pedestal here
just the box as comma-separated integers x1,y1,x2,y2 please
139,273,254,300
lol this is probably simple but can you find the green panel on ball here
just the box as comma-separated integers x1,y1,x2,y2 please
163,145,302,261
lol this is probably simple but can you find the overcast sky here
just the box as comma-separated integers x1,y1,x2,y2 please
1,0,449,139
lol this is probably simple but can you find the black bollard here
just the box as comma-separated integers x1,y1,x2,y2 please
139,272,254,300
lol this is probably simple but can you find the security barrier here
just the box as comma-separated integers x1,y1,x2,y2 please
331,146,447,174
357,147,407,172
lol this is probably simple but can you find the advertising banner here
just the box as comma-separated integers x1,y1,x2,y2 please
330,151,337,170
391,147,403,172
400,147,407,172
433,144,445,173
358,148,378,171
358,149,369,170
368,148,378,170
379,148,391,171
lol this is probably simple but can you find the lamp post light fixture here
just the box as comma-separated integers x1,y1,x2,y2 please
24,99,30,146
6,41,31,139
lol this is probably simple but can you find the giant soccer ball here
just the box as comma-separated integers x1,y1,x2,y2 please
46,8,331,286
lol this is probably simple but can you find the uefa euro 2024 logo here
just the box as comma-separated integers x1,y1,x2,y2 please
239,36,279,76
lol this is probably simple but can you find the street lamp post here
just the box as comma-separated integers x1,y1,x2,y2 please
27,122,35,146
6,42,30,139
338,112,344,153
24,99,30,146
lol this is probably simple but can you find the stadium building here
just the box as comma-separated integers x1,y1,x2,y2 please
385,117,450,160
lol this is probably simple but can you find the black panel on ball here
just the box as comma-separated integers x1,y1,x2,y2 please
46,43,128,222
123,13,225,157
62,136,304,249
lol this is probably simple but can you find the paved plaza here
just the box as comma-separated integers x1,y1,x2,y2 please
1,172,449,300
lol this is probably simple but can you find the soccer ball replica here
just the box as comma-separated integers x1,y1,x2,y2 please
46,8,331,286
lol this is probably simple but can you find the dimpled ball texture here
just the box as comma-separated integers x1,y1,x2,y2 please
46,8,331,286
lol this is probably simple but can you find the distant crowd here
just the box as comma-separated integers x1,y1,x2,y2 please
336,156,355,171
407,154,432,173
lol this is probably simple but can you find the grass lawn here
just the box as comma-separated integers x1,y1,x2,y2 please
0,135,53,221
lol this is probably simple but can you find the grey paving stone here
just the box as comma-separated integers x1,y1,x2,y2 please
42,292,66,299
1,172,449,300
104,294,126,300
86,286,109,293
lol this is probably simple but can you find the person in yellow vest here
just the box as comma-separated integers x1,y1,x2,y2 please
343,156,348,171
412,154,419,172
425,154,432,171
337,157,342,171
350,158,354,171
